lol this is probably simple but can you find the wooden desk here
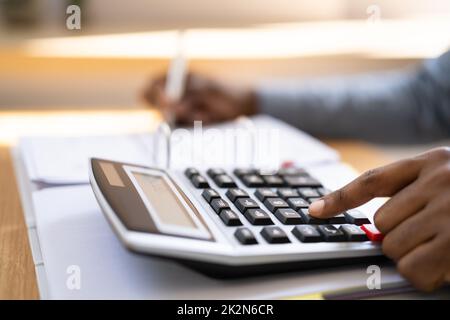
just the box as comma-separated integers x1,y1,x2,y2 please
0,110,390,299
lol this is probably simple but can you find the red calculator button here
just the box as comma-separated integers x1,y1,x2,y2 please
360,224,384,242
281,161,294,168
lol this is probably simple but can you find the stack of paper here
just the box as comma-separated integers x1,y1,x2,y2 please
19,133,153,185
19,115,339,185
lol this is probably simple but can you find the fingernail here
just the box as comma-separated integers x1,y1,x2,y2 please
308,199,324,215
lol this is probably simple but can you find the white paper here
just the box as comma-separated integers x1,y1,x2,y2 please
20,115,338,186
32,164,400,300
20,133,154,185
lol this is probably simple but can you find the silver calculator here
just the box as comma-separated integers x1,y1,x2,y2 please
89,158,384,278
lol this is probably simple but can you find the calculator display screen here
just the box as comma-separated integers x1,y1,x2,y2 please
132,172,197,230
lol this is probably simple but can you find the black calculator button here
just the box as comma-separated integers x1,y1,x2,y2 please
202,189,220,203
328,214,347,224
278,168,309,177
214,174,236,188
339,225,368,241
241,175,265,187
317,225,346,242
344,210,371,225
274,208,303,225
235,228,258,245
262,175,285,187
308,197,322,204
233,168,256,177
317,187,332,196
244,209,273,225
191,175,209,188
299,208,329,224
256,169,278,176
287,197,310,210
207,168,226,178
226,188,248,202
235,198,259,213
277,188,299,199
219,210,242,226
261,227,290,244
184,167,199,178
292,225,322,243
298,187,320,198
210,198,230,214
263,198,289,213
284,176,322,187
254,188,277,201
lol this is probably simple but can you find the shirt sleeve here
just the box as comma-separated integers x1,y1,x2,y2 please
256,50,450,144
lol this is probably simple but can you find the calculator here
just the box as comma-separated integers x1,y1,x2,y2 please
89,158,384,278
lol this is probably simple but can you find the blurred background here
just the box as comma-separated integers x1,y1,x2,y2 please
0,0,449,157
0,0,449,108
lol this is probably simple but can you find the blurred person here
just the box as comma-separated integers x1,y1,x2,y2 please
143,50,450,291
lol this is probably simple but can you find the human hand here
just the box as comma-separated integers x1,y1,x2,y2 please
309,147,450,291
142,73,258,126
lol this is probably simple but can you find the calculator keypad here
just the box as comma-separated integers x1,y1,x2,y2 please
219,210,242,226
328,213,347,224
191,175,209,188
235,198,259,213
299,208,329,224
192,167,373,246
344,210,371,225
287,198,309,210
277,188,299,199
317,225,346,242
235,228,258,245
210,198,230,214
241,175,265,187
233,168,256,177
274,208,303,225
207,168,226,178
261,175,285,187
244,208,273,225
226,188,248,202
292,225,323,242
339,224,369,241
185,167,200,178
202,189,220,203
254,188,277,201
263,198,289,212
261,226,290,243
284,176,322,188
213,174,237,188
298,187,320,198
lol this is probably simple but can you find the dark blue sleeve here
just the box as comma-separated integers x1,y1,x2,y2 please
257,50,450,144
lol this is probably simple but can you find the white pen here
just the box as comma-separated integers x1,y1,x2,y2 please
164,30,188,127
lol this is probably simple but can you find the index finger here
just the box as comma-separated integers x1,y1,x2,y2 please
309,158,423,218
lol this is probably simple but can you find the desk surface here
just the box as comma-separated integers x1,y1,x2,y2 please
0,109,391,299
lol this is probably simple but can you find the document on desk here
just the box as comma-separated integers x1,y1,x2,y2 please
20,115,339,186
32,165,397,299
20,133,154,185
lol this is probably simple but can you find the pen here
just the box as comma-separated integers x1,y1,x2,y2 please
164,30,188,127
